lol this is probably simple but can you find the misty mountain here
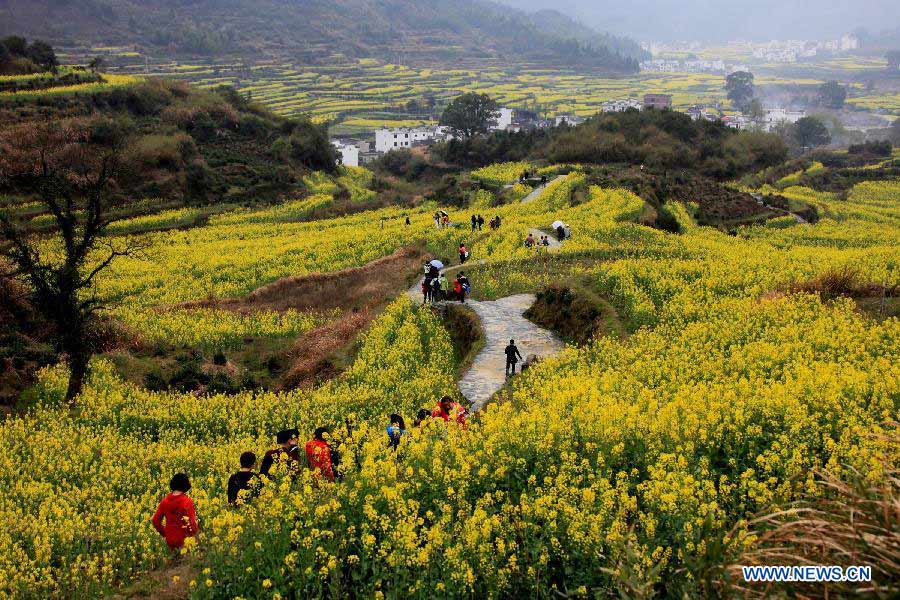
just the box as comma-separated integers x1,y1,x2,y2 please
0,0,645,70
500,0,900,43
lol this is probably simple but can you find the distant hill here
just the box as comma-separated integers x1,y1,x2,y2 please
0,0,645,71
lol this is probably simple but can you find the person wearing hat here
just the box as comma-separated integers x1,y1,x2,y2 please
151,473,199,552
260,428,303,478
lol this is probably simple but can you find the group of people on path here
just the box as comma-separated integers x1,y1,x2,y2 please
470,214,485,232
422,264,470,304
152,398,468,553
524,233,552,249
520,170,548,186
433,211,450,229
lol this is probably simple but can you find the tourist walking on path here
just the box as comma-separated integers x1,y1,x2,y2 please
556,225,566,242
438,272,449,301
477,214,484,230
227,451,262,506
306,427,336,482
260,428,303,478
387,414,406,450
459,243,469,264
152,473,199,552
524,233,535,248
505,339,523,377
431,396,468,427
471,215,477,231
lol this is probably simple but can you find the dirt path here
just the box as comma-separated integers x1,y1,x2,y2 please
750,192,809,224
521,175,566,203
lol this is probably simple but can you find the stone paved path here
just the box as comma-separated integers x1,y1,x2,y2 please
407,271,565,410
521,175,566,203
458,294,565,411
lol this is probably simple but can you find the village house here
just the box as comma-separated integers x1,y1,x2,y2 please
721,114,751,130
332,140,360,167
490,107,516,131
554,114,586,126
374,126,450,153
763,108,806,131
643,94,673,110
602,98,642,113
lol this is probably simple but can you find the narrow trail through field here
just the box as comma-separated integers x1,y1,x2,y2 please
750,192,809,224
521,175,566,203
407,272,565,410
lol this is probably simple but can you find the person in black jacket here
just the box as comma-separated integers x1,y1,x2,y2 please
227,451,262,505
505,339,523,377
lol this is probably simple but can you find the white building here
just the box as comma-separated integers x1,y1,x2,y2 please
492,108,515,131
602,98,642,113
332,140,360,167
554,114,586,126
764,108,805,131
374,127,435,153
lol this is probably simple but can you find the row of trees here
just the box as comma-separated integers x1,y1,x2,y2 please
727,71,849,114
0,36,58,74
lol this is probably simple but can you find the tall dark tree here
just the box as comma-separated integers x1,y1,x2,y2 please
26,40,57,71
725,71,755,113
0,120,144,402
440,93,500,138
0,42,10,69
817,81,847,109
791,116,831,149
1,36,27,56
887,50,900,71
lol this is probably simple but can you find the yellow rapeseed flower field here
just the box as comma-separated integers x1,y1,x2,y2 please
0,169,896,597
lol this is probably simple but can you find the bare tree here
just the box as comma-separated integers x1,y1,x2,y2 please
0,119,145,402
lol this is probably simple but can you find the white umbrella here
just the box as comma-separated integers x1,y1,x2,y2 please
551,220,565,229
429,259,445,269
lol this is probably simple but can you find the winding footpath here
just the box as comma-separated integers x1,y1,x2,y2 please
521,175,566,203
403,176,569,409
407,273,565,411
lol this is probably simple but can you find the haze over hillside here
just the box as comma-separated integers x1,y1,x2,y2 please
0,0,645,70
502,0,900,43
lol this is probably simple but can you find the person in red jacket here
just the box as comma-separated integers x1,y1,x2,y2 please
151,473,199,552
305,427,335,482
431,395,467,428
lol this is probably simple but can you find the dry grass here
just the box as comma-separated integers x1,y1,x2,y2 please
790,266,897,301
180,246,428,314
727,427,899,599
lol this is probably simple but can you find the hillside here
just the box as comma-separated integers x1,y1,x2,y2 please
0,0,644,70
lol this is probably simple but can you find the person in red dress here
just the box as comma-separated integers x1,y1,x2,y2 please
305,427,335,482
151,473,199,552
431,395,468,428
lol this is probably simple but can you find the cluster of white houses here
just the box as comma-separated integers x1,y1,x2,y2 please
332,96,805,166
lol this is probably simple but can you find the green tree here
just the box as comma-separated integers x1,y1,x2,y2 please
817,81,847,109
889,119,900,145
887,50,900,71
725,71,755,113
440,93,499,138
26,40,57,71
748,98,765,122
791,116,831,149
1,36,27,56
88,56,106,73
